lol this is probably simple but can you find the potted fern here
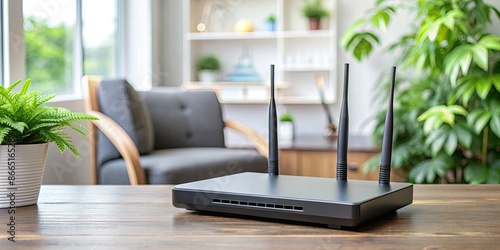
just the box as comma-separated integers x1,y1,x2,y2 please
0,79,97,208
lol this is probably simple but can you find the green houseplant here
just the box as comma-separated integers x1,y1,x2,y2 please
0,79,97,207
266,14,276,31
279,112,295,141
302,0,330,30
341,0,500,184
195,54,221,83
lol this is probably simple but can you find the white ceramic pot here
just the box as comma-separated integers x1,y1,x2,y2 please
279,122,294,141
198,70,220,83
0,143,48,208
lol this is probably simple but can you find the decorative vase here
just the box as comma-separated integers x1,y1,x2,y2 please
266,21,276,32
309,18,320,30
0,143,48,208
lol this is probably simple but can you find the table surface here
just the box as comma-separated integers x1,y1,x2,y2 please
1,184,499,249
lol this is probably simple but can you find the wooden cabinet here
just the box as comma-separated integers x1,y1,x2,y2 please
183,0,337,104
278,135,405,181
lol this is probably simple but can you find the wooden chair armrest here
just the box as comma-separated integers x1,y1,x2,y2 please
86,111,146,185
224,120,268,158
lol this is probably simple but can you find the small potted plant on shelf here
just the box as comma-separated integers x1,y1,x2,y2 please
0,79,97,208
279,112,295,141
302,0,330,30
195,54,222,83
266,14,276,32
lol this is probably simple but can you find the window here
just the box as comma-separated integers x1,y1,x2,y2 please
23,0,77,95
82,0,119,77
22,0,120,96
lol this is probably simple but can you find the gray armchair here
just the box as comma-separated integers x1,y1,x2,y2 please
83,76,268,185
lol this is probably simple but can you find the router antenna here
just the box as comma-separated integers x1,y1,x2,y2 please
268,64,279,175
379,67,396,184
336,63,349,181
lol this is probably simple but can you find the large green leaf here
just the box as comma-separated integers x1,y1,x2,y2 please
353,38,373,61
455,80,476,106
471,45,488,71
478,35,500,51
418,105,467,133
467,109,485,127
493,74,500,92
444,131,458,155
490,115,500,138
476,78,492,100
431,131,448,157
455,123,473,149
464,161,489,184
409,155,453,183
444,45,473,84
340,19,366,48
475,112,492,134
371,10,390,30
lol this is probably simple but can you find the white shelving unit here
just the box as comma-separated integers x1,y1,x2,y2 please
183,0,337,104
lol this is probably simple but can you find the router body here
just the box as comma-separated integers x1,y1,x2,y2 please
172,172,413,228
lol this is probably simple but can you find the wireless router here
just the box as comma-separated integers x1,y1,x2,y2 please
172,64,413,229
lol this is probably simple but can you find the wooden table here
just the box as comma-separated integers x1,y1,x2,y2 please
1,185,499,249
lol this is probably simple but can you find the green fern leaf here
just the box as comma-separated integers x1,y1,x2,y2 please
0,117,28,133
0,127,12,144
6,79,22,92
19,79,32,95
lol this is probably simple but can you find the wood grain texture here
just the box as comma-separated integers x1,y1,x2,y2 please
278,136,406,182
1,185,500,249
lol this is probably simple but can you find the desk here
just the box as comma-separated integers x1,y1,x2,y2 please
1,185,499,249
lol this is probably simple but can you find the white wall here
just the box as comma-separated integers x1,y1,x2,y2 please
43,99,92,184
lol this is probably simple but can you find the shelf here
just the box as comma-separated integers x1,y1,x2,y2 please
184,0,337,104
184,82,288,88
187,31,277,40
281,30,331,38
187,30,331,41
281,64,332,72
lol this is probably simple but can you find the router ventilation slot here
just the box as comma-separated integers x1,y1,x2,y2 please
212,198,303,212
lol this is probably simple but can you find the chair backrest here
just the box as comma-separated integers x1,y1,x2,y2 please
141,89,226,150
95,79,156,169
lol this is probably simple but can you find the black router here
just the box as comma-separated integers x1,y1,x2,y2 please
172,64,413,229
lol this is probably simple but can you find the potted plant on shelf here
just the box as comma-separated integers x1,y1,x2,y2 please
0,79,97,208
341,0,500,184
195,54,222,83
302,0,330,30
279,112,295,141
266,14,276,32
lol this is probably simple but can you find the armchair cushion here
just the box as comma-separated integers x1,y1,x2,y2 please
97,79,155,166
141,90,225,149
99,147,268,184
